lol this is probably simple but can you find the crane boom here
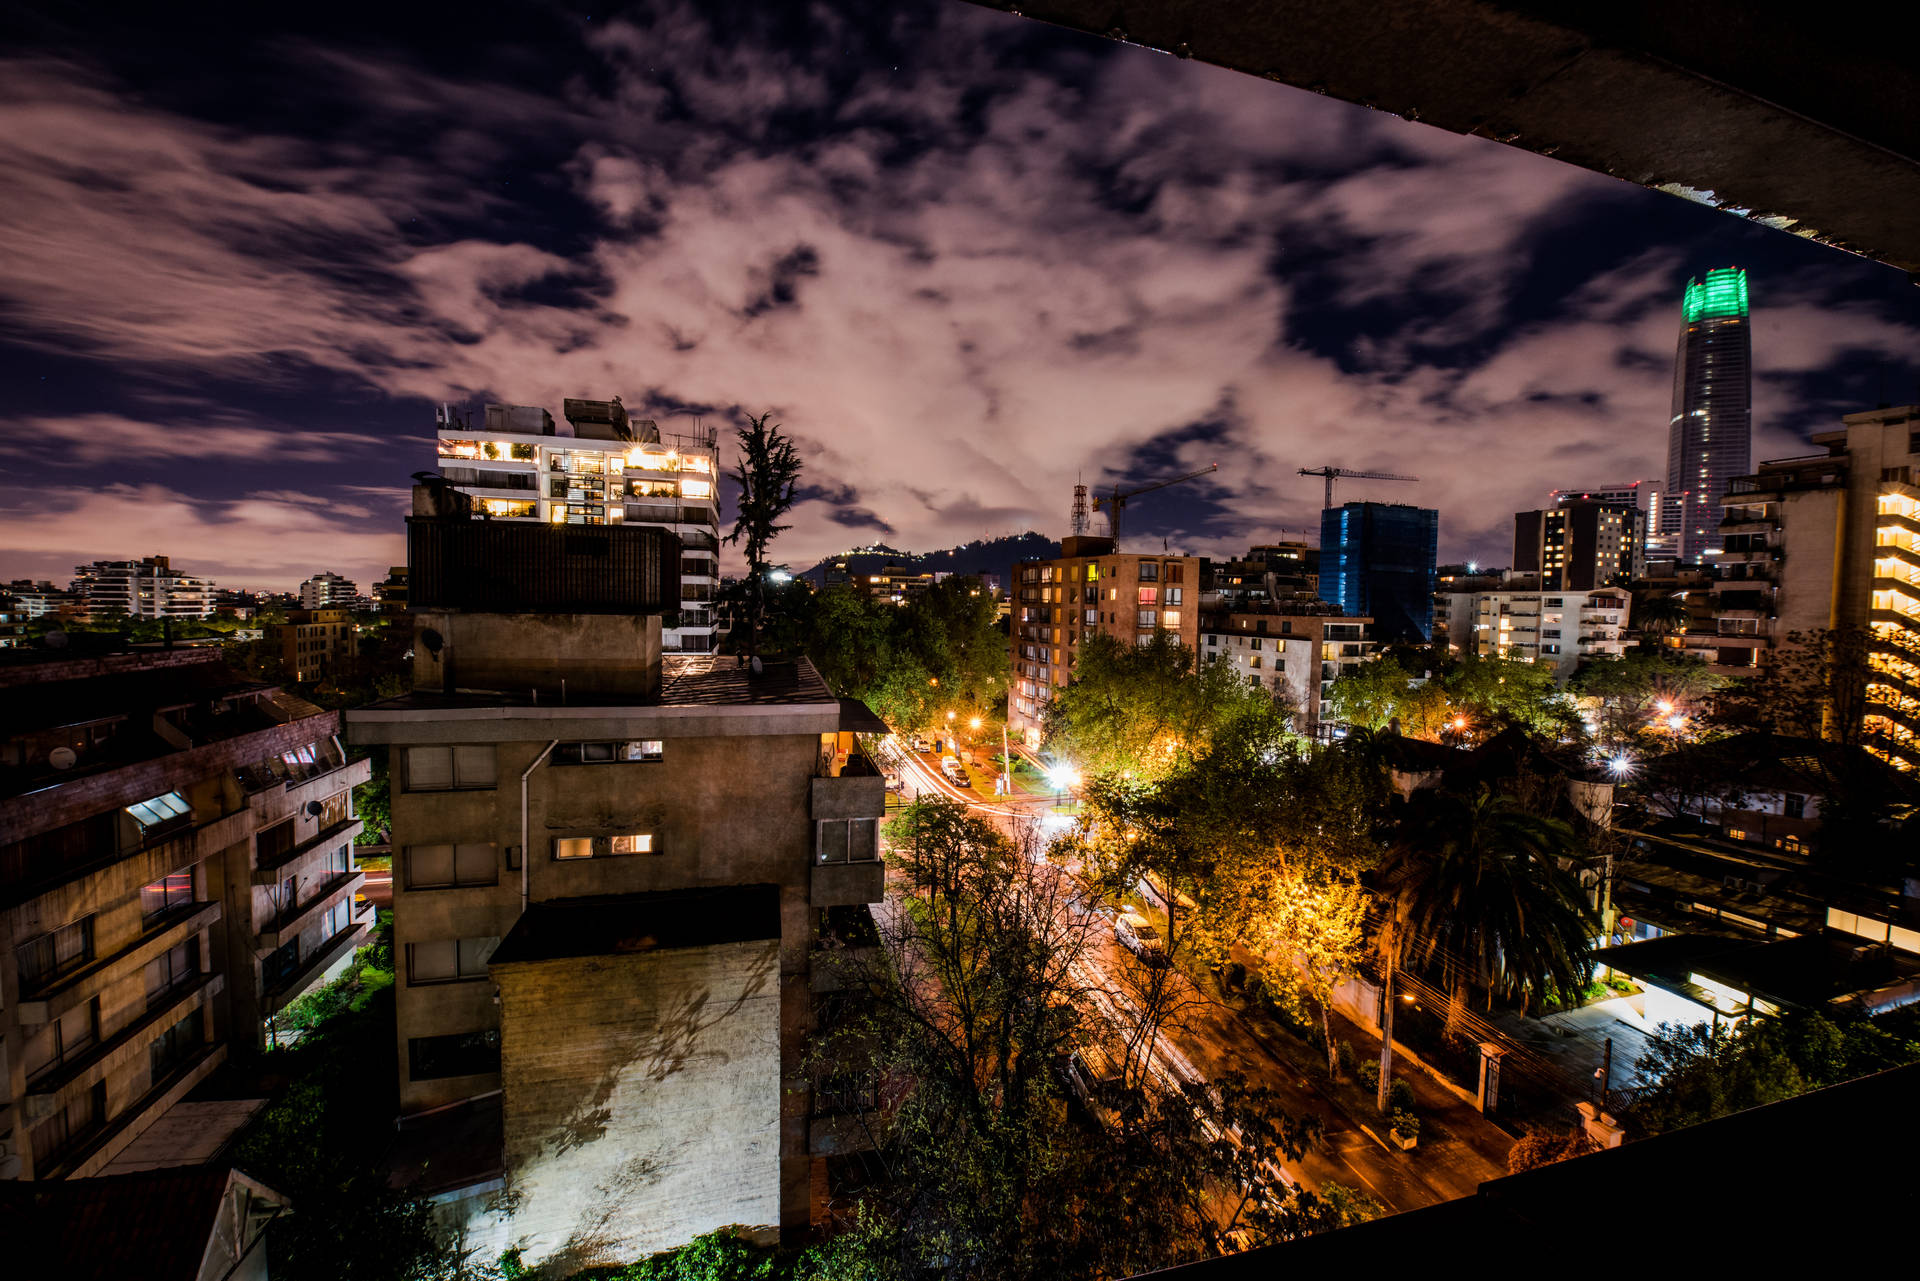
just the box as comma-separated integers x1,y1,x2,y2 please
1298,465,1418,509
1090,463,1218,543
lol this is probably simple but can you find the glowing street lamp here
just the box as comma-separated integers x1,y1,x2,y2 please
1609,754,1633,778
1666,714,1685,732
1656,699,1675,716
969,717,982,731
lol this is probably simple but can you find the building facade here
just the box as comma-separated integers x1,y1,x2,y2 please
434,399,720,653
1702,405,1920,771
1318,503,1439,644
1514,500,1641,589
297,573,358,610
1437,586,1631,683
1659,268,1753,564
268,608,356,683
345,485,885,1265
1008,536,1202,748
0,649,370,1181
1199,607,1374,738
70,558,217,621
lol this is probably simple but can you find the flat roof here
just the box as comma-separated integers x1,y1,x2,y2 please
489,885,781,966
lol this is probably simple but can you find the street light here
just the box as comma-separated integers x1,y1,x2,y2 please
1609,753,1633,778
1666,713,1685,732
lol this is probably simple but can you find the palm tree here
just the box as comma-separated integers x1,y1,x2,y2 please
1632,591,1689,650
724,412,802,663
1381,785,1598,1023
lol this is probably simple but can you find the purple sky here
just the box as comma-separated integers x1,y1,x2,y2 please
1,0,1917,593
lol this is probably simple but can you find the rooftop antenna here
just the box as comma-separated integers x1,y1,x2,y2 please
1070,479,1090,536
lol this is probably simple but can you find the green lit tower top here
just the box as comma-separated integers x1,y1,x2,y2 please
1661,268,1752,563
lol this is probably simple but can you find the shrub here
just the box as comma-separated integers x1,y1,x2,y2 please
1390,1108,1420,1140
1336,1040,1356,1076
1356,1060,1380,1093
1387,1077,1415,1113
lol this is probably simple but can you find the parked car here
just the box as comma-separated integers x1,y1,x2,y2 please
941,756,970,786
1114,911,1168,965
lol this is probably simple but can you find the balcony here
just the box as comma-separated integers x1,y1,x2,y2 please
256,871,367,953
812,860,885,908
261,917,370,1016
253,816,364,880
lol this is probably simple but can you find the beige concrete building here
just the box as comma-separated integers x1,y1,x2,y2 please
1199,607,1374,738
347,483,885,1269
266,607,355,683
0,649,370,1181
1704,405,1920,769
1009,536,1202,748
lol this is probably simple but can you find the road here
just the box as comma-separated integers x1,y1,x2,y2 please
875,734,1503,1214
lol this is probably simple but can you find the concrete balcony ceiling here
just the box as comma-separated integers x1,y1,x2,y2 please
971,0,1920,276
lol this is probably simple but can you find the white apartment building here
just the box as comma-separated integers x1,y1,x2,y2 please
1200,610,1374,738
434,399,721,653
70,558,217,620
297,572,358,610
1439,587,1631,683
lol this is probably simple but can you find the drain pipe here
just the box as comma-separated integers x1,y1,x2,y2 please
521,740,559,913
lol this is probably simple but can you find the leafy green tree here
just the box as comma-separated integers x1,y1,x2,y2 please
1381,785,1597,1017
725,413,803,661
1632,1011,1920,1134
1043,631,1282,781
1571,649,1724,752
1631,591,1688,649
1326,656,1414,732
1442,654,1580,738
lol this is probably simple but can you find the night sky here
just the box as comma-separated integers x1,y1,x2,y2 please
2,0,1918,593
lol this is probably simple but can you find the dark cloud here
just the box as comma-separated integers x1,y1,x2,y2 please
0,0,1916,592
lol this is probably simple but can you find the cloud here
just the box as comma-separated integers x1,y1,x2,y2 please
0,484,404,591
4,414,378,466
0,0,1916,587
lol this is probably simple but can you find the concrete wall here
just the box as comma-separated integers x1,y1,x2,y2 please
1781,485,1844,637
493,939,782,1271
410,611,662,699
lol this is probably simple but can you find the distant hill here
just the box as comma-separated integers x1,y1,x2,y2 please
799,532,1061,586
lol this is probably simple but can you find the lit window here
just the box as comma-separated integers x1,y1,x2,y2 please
680,479,712,500
610,833,654,855
553,837,595,860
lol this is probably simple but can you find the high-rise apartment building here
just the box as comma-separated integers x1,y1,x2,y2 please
1659,269,1753,564
297,572,358,610
434,399,721,654
0,649,370,1180
70,558,217,621
1703,405,1920,771
1008,536,1203,748
1513,501,1642,589
268,608,356,683
345,481,885,1264
1318,503,1439,644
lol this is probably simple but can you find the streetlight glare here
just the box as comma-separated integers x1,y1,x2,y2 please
1047,763,1081,790
1656,699,1675,715
969,717,982,730
1666,714,1685,731
1609,754,1633,777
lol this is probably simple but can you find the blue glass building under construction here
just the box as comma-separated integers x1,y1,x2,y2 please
1319,502,1439,644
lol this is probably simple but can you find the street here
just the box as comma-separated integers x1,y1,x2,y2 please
878,735,1507,1216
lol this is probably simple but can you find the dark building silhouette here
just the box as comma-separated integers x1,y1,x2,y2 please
1660,268,1752,563
1318,502,1438,644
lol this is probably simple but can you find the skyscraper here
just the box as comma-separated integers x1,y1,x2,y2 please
1660,268,1753,563
1318,502,1439,644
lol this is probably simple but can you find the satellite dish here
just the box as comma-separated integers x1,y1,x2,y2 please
420,628,444,655
304,800,325,818
43,630,68,649
48,747,77,769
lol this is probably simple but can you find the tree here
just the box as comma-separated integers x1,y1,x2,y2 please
1571,649,1724,753
1326,657,1415,733
1631,590,1688,649
1381,785,1597,1019
1441,654,1581,738
1043,632,1285,782
1505,1123,1597,1174
1631,1010,1920,1135
820,798,1338,1278
724,412,802,661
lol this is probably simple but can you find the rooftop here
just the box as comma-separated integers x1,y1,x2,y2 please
490,885,781,966
353,655,840,715
0,1166,282,1281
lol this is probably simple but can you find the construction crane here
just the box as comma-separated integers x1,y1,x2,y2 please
1091,463,1219,543
1298,465,1418,509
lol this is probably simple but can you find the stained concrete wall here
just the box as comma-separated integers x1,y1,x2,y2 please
410,611,661,699
493,938,782,1271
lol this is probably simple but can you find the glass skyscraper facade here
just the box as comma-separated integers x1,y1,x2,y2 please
1318,502,1439,644
1660,268,1752,563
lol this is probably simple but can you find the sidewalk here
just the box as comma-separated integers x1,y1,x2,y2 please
1486,996,1657,1096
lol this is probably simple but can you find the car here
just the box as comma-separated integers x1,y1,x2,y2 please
883,771,902,791
1114,912,1168,965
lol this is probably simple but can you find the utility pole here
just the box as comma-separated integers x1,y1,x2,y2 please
1378,959,1395,1114
1001,718,1012,796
